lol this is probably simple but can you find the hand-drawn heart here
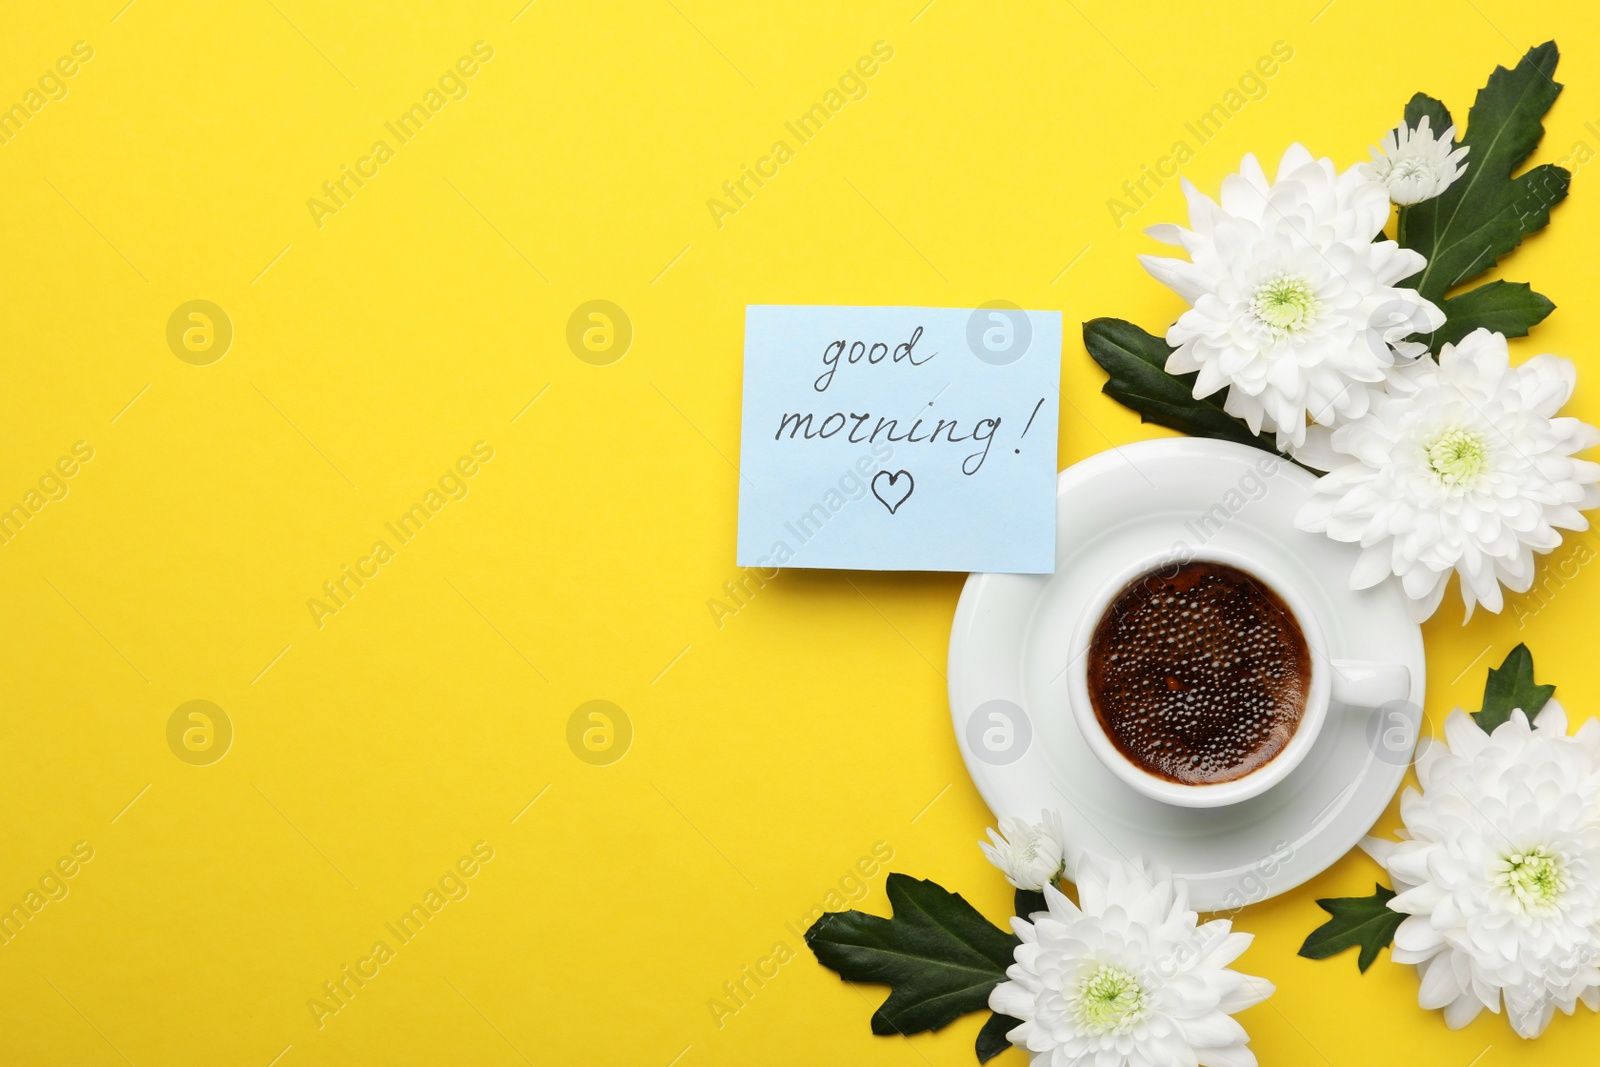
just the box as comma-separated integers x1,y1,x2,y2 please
871,469,914,515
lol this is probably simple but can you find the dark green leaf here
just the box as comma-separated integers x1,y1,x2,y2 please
1399,42,1568,302
976,1012,1020,1063
971,889,1043,1060
1013,888,1046,920
1428,280,1555,351
1403,92,1454,138
1473,642,1556,732
1082,318,1283,457
805,873,1015,1037
1299,884,1404,972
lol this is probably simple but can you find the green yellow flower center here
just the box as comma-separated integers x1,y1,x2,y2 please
1250,273,1320,333
1391,157,1440,184
1070,963,1147,1035
1424,427,1488,486
1495,846,1568,914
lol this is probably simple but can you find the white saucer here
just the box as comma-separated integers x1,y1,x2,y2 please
947,438,1426,911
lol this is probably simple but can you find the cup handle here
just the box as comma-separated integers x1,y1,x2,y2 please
1328,660,1411,709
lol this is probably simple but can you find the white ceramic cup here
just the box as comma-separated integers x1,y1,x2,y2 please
1065,545,1410,808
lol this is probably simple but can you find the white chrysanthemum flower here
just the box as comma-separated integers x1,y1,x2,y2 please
990,852,1274,1066
1364,114,1470,206
1288,353,1438,471
1140,144,1445,451
1296,328,1600,621
980,810,1067,892
1362,701,1600,1038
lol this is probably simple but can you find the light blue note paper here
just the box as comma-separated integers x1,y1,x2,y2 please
736,305,1061,573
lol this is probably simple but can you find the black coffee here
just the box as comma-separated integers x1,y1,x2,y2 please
1086,561,1310,785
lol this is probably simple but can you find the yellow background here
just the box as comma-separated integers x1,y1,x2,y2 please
1,0,1597,1063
